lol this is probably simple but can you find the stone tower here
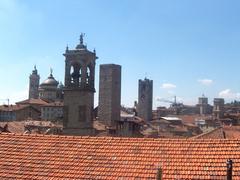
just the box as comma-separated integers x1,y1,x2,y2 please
137,78,153,121
98,64,121,127
29,66,40,99
198,95,208,115
213,98,224,119
63,34,97,135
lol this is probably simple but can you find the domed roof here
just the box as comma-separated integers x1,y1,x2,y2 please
40,70,59,87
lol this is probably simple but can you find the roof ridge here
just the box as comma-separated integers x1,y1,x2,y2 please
1,132,239,141
190,127,223,139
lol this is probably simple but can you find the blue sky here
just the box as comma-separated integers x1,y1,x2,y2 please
1,0,240,107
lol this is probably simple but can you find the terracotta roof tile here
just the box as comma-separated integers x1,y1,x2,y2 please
223,126,240,139
0,104,29,111
16,98,49,105
192,126,240,140
0,133,239,179
192,127,225,139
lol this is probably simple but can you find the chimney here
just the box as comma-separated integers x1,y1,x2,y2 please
226,159,233,180
156,167,162,180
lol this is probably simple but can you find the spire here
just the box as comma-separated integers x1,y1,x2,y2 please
50,68,53,77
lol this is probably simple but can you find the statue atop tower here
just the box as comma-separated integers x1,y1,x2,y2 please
63,34,98,135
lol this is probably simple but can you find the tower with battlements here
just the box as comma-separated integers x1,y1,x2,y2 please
137,78,153,121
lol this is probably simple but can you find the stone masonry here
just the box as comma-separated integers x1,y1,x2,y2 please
63,34,97,136
137,78,153,122
98,64,121,127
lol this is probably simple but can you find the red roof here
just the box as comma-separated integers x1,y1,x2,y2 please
193,126,240,139
0,133,239,179
223,126,240,139
16,98,49,105
193,127,225,139
0,104,28,111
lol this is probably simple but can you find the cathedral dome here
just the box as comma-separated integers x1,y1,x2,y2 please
40,70,59,88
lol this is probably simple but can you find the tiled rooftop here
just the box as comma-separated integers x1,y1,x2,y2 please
193,127,225,139
0,122,25,133
0,121,62,134
0,104,29,111
16,98,49,105
193,126,240,139
223,126,240,139
0,133,239,179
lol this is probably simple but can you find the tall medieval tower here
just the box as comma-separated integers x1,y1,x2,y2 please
63,34,97,135
98,64,121,127
198,95,208,116
137,78,153,122
29,66,40,99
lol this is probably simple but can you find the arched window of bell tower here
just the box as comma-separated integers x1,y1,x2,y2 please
79,66,82,85
70,64,81,87
86,66,90,86
70,66,74,84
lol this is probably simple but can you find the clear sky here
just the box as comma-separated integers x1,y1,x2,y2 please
1,0,240,108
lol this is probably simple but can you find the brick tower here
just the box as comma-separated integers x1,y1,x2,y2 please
63,34,97,135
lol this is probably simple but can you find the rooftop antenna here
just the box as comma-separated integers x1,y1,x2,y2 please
226,159,233,180
50,67,53,77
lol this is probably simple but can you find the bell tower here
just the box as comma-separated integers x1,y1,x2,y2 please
29,65,40,99
63,34,97,135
